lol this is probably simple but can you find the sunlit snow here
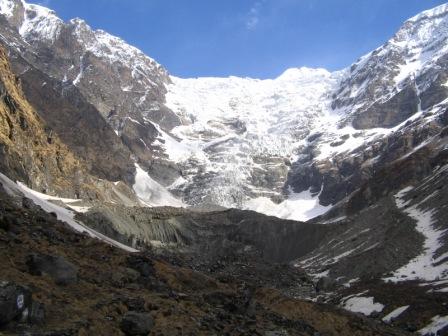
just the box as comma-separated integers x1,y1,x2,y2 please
133,164,185,208
418,315,448,336
384,186,448,282
382,305,410,323
244,187,332,222
342,296,384,316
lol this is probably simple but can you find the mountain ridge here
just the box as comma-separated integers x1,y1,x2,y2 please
1,0,447,221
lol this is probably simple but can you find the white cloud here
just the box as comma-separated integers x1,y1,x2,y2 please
246,1,264,30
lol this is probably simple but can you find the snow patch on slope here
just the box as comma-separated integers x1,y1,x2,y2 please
70,18,166,87
382,305,410,323
15,182,92,213
342,296,384,316
150,121,204,162
0,0,15,17
0,173,137,252
133,164,185,208
384,186,448,282
19,2,63,42
393,3,448,88
244,187,332,222
407,3,448,24
419,315,448,336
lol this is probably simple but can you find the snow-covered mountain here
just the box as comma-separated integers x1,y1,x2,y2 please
0,0,447,223
161,3,448,220
1,2,448,333
164,69,341,220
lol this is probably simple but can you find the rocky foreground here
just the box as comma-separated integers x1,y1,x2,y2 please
0,183,413,336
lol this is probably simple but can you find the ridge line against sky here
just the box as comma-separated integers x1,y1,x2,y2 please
37,0,447,79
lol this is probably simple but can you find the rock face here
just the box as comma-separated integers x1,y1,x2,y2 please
17,64,136,185
334,5,448,129
284,4,448,210
0,13,136,186
0,43,89,197
0,38,139,203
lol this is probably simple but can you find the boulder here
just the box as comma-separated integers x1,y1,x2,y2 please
120,311,154,335
26,253,78,286
0,281,31,325
315,276,336,292
127,255,154,278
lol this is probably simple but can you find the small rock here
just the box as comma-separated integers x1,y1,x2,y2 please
265,331,289,336
22,197,38,210
0,214,9,231
127,298,147,311
120,311,154,335
28,301,45,324
405,323,417,332
0,213,21,232
26,253,78,286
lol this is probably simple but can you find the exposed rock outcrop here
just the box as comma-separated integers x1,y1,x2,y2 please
0,44,88,196
0,42,140,203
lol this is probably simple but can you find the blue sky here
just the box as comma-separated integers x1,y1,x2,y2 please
39,0,447,78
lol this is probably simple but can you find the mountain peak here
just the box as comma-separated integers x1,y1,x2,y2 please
276,67,331,82
407,3,448,23
0,0,18,18
0,0,64,43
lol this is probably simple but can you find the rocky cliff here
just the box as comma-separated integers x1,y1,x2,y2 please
0,42,139,203
0,43,86,196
